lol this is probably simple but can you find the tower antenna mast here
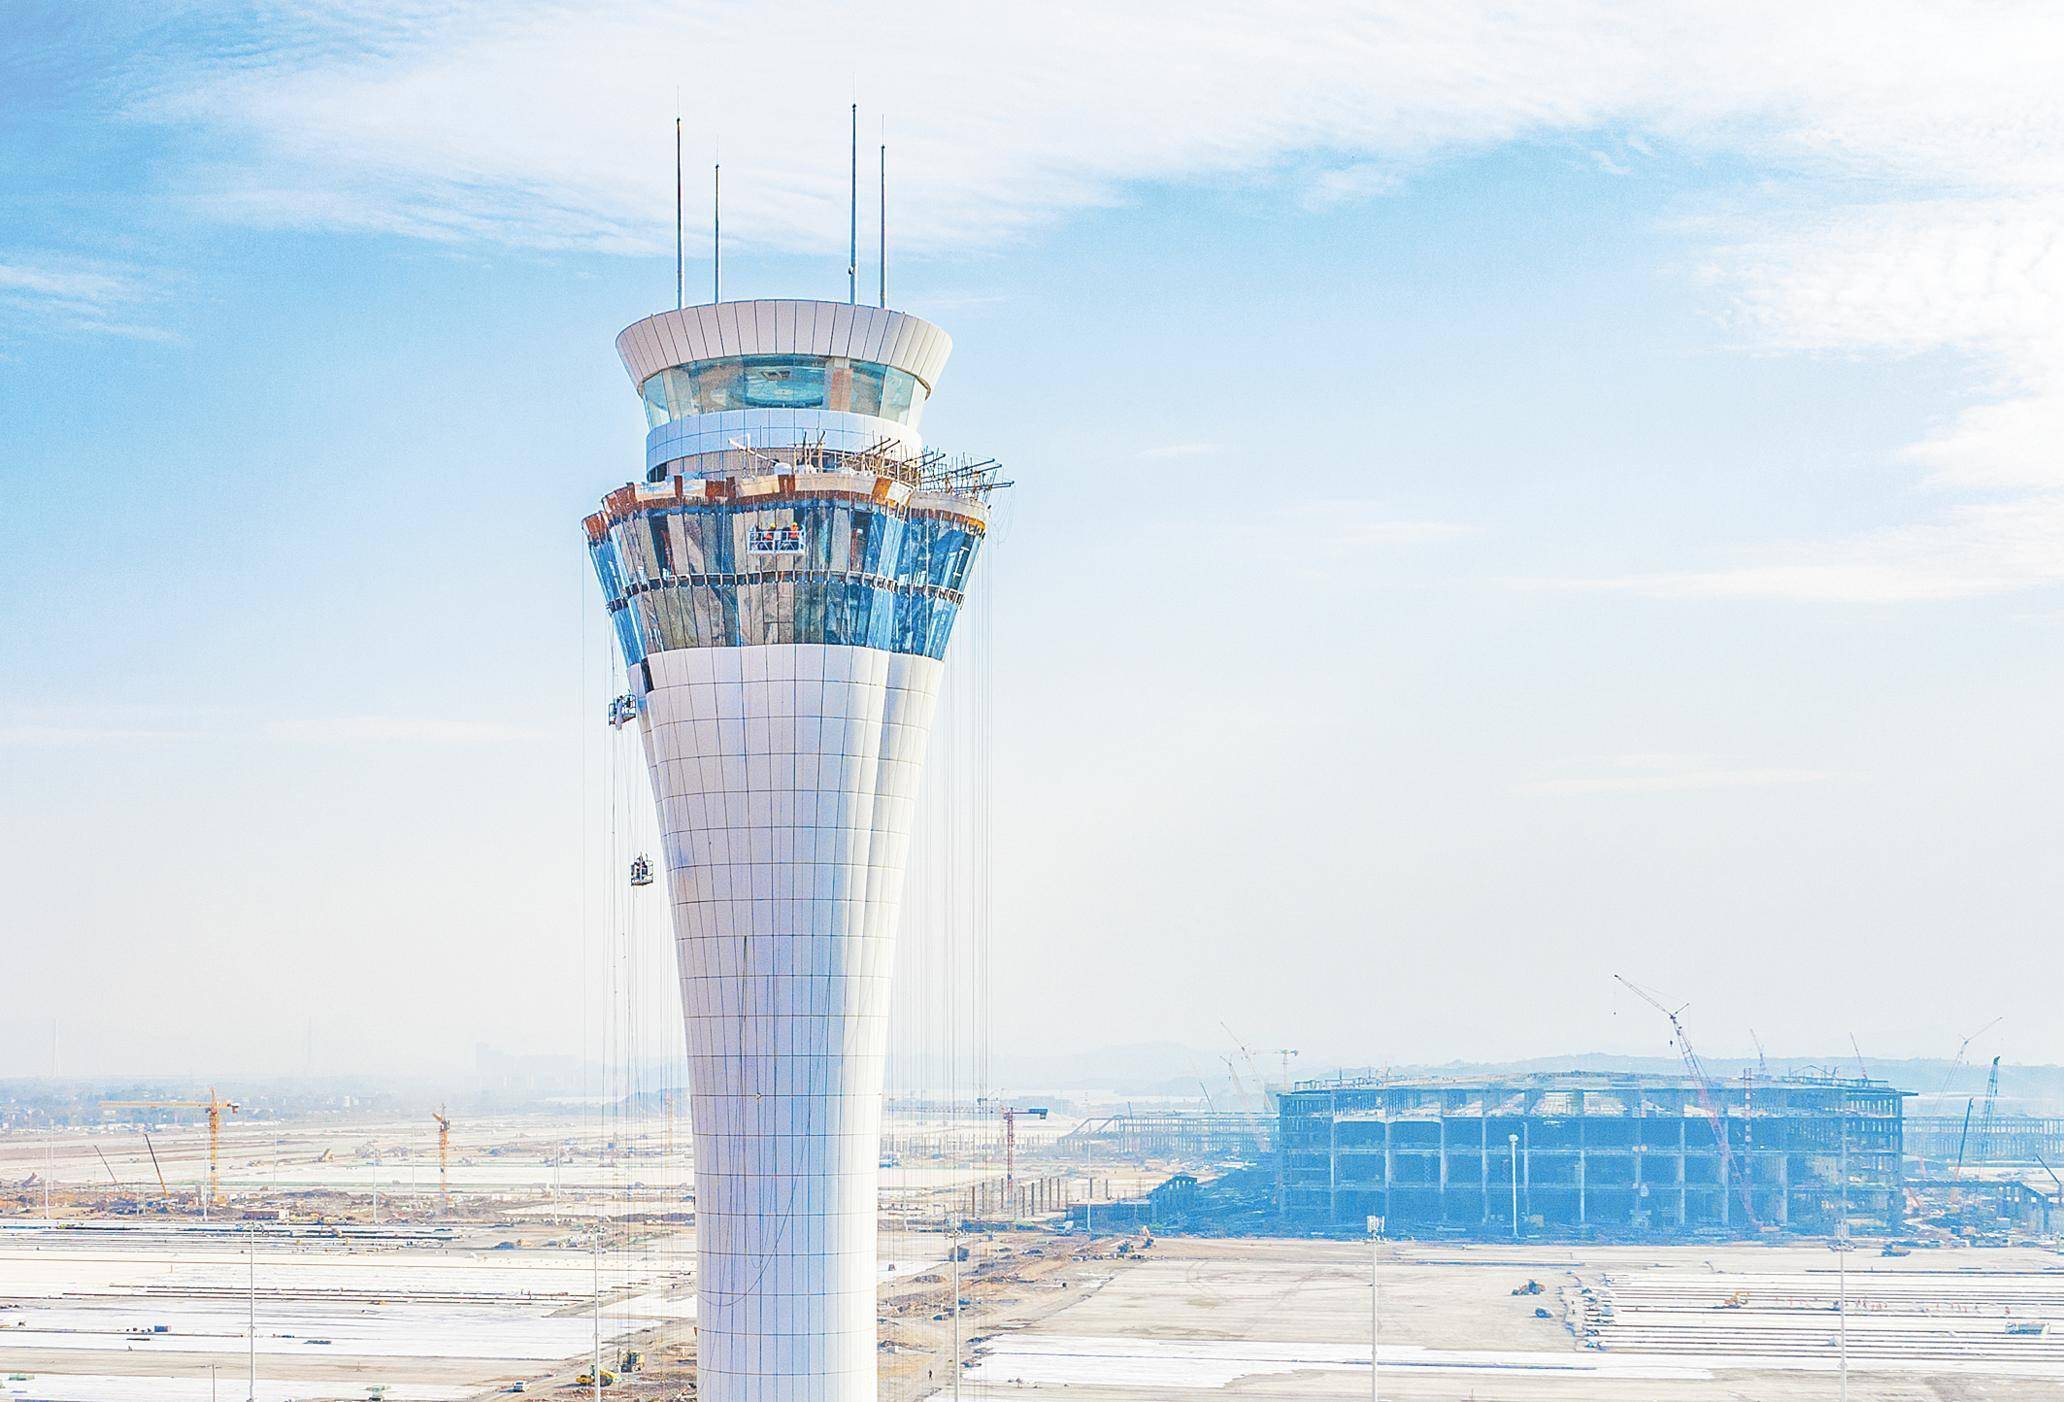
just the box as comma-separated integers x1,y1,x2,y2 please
848,103,859,304
878,129,887,308
674,109,684,310
713,151,722,303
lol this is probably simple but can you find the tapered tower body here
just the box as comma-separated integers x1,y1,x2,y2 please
584,300,997,1402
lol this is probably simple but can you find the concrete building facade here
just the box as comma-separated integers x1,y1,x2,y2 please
1280,1071,1905,1238
585,299,997,1402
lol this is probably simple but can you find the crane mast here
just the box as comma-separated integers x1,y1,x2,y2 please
432,1106,452,1208
974,1099,1048,1191
1613,975,1758,1228
1976,1056,2001,1166
100,1088,240,1209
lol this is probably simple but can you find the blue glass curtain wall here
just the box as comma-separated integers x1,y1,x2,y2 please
590,494,982,663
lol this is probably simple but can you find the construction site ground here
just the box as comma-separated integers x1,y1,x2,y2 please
7,1118,2064,1399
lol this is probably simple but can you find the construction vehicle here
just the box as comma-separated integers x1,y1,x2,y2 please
141,1134,170,1199
100,1089,240,1207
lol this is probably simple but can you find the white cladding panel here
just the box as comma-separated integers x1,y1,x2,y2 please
617,300,953,392
637,642,944,1402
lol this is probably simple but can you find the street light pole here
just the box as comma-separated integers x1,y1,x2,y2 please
1837,1219,1849,1402
1838,1121,1850,1402
1508,1133,1520,1240
1367,1214,1383,1402
245,1227,255,1402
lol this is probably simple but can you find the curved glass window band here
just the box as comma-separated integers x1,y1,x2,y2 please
642,356,929,428
588,496,981,661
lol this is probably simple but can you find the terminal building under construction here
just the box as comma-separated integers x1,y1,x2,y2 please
1279,1071,1905,1238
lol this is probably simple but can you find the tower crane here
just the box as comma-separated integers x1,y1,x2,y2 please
100,1089,240,1209
1219,1022,1258,1072
1613,975,1757,1228
432,1106,452,1207
1951,1097,1977,1207
975,1099,1049,1188
1939,1017,2002,1092
1220,1055,1249,1103
1976,1056,2001,1167
2032,1149,2063,1206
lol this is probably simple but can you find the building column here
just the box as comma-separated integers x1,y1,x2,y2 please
1632,1134,1644,1230
1719,1112,1730,1230
1438,1114,1450,1221
1577,1119,1588,1228
1480,1109,1491,1227
1382,1120,1394,1226
1677,1117,1688,1227
1521,1120,1532,1226
1327,1103,1340,1224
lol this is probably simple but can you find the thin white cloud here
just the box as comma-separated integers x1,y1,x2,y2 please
0,715,543,746
1238,500,1477,550
102,1,2064,598
1517,753,1834,796
1590,194,2064,602
1136,442,1224,461
1303,161,1404,209
1579,495,2064,603
0,723,196,746
127,2,2064,257
262,716,546,744
0,255,168,340
1336,517,1478,547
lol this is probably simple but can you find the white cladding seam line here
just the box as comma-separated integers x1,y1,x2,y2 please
637,645,943,1391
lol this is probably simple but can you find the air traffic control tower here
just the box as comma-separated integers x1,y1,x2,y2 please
584,299,999,1401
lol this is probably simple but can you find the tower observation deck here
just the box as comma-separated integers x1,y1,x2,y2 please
584,299,1001,1402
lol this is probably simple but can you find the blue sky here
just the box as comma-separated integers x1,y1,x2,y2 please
4,2,2062,1079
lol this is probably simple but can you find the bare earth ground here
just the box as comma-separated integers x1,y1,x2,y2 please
7,1225,2064,1400
7,1119,2063,1401
916,1237,2064,1402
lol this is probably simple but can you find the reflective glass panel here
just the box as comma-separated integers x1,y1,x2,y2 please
738,356,826,408
638,357,930,427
